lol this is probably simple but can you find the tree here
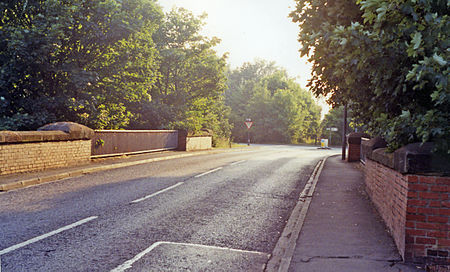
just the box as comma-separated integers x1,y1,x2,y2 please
290,0,449,153
130,7,232,140
225,61,321,144
0,0,162,130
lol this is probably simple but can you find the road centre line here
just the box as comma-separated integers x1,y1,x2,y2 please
194,167,223,178
230,160,246,166
131,182,184,204
110,241,269,272
0,216,98,256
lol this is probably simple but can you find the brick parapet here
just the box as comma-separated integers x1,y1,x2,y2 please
364,158,449,268
0,140,91,175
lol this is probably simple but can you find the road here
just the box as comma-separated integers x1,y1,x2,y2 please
0,145,338,271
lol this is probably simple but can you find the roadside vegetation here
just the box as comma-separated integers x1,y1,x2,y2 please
0,0,322,145
290,0,449,153
225,60,321,144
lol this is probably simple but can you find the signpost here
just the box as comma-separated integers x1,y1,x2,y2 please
245,118,253,146
326,127,338,146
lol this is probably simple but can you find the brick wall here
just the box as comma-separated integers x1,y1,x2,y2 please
348,143,361,162
364,158,449,266
405,175,449,265
365,159,409,257
0,140,91,175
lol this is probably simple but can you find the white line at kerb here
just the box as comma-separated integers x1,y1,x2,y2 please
194,167,223,178
131,182,184,204
0,216,98,256
110,241,269,272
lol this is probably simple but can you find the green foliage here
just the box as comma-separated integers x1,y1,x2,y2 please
0,0,162,130
225,60,321,144
0,2,232,142
130,7,232,140
290,0,449,153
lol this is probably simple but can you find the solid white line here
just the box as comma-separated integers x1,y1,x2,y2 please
110,241,269,272
110,241,163,272
0,216,98,256
230,160,246,166
131,182,184,204
194,167,223,178
163,242,269,256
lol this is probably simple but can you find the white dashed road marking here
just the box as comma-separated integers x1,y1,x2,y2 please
230,160,246,166
194,167,223,178
131,182,184,204
0,216,98,256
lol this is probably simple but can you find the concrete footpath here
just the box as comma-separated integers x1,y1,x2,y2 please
0,148,250,191
288,155,425,272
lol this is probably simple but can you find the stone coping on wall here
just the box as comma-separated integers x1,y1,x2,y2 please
0,131,74,143
362,139,450,175
0,122,94,144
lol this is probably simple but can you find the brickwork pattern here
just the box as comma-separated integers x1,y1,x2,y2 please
405,175,449,266
0,140,91,175
348,143,362,162
364,159,449,267
365,159,409,257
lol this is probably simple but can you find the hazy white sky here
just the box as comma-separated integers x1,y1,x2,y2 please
156,0,330,115
157,0,311,87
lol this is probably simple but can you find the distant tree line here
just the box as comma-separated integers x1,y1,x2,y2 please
225,60,321,144
290,0,449,153
1,0,323,145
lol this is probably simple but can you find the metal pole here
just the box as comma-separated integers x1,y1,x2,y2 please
342,104,348,160
247,129,250,146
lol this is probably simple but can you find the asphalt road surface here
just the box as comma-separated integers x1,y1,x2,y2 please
0,145,338,271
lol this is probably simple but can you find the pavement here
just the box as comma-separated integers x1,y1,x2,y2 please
287,155,425,272
0,148,427,271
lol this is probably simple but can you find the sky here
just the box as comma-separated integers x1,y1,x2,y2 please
156,0,330,116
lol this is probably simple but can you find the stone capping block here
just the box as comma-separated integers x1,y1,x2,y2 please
38,122,94,140
0,130,70,143
361,136,387,157
365,141,450,175
347,132,370,144
0,122,94,144
371,148,395,169
393,142,450,174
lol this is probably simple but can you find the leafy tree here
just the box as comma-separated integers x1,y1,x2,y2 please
131,7,232,140
290,0,449,153
0,0,162,130
226,61,321,144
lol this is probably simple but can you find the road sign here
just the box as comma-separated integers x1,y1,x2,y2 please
326,127,338,131
245,121,253,129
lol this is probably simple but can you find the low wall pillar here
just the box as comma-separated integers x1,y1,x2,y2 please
347,132,369,162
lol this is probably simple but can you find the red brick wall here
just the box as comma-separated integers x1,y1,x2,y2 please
405,175,449,265
365,159,409,257
364,159,449,266
348,143,361,162
0,140,91,175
